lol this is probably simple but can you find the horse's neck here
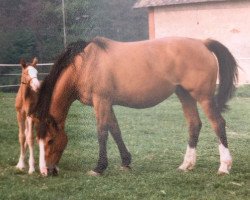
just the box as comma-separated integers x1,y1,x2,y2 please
20,84,33,100
17,84,38,115
49,67,77,127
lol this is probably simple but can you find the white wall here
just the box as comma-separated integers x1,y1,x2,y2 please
153,1,250,84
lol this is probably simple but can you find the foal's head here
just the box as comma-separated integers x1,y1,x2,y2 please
20,57,40,92
36,117,68,176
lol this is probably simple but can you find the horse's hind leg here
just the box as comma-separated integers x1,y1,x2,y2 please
199,99,232,175
176,87,202,172
109,108,131,170
16,112,26,170
25,116,35,174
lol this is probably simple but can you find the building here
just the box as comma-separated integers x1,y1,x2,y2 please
134,0,250,84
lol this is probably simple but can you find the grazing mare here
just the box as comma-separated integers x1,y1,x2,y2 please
16,58,40,174
35,37,238,176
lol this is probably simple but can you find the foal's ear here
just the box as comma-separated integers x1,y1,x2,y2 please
31,57,38,67
20,58,27,69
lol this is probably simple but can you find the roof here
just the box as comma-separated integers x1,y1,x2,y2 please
134,0,229,8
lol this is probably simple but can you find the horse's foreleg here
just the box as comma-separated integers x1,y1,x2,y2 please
16,112,26,170
88,99,110,176
25,116,35,174
200,99,232,175
109,108,131,170
176,87,202,172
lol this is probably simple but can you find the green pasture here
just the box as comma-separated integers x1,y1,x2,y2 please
0,86,249,200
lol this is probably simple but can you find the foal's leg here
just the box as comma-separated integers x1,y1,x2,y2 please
16,112,26,170
25,116,35,174
109,108,131,170
176,88,202,171
199,99,232,174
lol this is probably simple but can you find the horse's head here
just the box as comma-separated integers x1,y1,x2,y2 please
20,57,40,92
35,117,68,176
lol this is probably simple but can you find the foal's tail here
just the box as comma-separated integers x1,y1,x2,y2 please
204,39,238,112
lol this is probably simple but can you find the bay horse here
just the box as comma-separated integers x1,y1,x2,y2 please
15,57,40,174
34,37,238,176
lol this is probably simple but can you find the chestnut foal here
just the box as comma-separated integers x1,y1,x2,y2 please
15,58,40,174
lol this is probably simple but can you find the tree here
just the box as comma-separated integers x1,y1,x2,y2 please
0,0,148,63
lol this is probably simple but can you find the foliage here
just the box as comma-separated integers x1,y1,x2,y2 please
64,0,98,43
91,0,148,41
0,29,37,64
0,88,249,199
0,0,147,63
0,29,37,92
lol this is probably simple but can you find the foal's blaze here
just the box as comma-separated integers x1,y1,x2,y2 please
20,58,40,92
34,37,238,176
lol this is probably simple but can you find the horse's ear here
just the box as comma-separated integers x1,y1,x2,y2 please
20,58,27,69
31,57,38,67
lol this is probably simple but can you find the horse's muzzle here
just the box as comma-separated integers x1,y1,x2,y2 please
40,166,58,176
48,167,58,176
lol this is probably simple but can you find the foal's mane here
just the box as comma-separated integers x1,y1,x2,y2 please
35,40,89,121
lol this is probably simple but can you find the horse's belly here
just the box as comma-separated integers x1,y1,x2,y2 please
114,82,176,108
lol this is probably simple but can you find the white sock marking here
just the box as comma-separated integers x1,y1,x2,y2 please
26,116,35,174
218,144,232,174
16,157,26,170
178,146,196,171
39,140,47,175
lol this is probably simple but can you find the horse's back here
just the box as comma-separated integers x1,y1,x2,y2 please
94,36,215,76
82,37,218,107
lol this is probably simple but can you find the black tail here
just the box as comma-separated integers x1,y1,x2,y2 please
205,39,238,112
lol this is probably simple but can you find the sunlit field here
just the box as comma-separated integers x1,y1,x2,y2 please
0,86,249,200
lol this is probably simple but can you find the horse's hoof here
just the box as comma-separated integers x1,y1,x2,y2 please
16,163,26,171
40,167,48,176
120,166,132,172
86,170,101,176
41,173,48,177
15,167,26,174
178,164,194,172
28,168,35,174
218,161,231,175
217,169,230,176
177,167,188,172
16,167,25,172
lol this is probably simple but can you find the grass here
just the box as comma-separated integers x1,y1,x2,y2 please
0,86,250,200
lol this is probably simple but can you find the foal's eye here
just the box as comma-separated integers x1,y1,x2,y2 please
48,139,54,145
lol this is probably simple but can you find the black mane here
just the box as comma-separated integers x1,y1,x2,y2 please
92,37,109,51
35,40,89,121
34,38,111,138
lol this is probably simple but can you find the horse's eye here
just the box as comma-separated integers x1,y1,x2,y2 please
48,139,54,145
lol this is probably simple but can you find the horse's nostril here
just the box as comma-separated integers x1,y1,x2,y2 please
52,168,58,176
